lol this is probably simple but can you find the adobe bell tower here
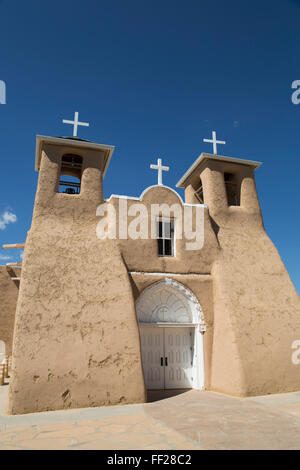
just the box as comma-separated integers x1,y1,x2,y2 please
177,152,300,397
32,135,114,218
177,152,263,224
8,135,146,415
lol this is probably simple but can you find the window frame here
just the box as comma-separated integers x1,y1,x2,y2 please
156,218,175,257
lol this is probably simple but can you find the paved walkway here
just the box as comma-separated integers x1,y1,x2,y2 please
1,386,300,449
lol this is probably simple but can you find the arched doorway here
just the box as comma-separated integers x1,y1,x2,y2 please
136,278,206,390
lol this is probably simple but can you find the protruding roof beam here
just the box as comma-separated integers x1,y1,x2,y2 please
2,243,25,249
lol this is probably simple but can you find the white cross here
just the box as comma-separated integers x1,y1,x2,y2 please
150,158,169,185
203,130,226,155
62,111,89,137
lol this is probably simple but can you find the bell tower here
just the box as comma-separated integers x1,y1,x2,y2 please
177,152,263,226
9,135,146,415
32,135,114,221
177,152,300,397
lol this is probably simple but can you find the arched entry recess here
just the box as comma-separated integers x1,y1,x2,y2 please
136,278,206,390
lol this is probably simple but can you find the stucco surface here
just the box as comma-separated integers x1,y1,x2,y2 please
211,226,300,396
7,141,300,415
198,161,300,396
109,185,219,274
0,267,18,356
8,143,146,414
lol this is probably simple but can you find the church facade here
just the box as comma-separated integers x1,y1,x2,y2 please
1,134,300,414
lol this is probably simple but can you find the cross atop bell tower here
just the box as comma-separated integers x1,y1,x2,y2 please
203,130,226,155
62,111,90,137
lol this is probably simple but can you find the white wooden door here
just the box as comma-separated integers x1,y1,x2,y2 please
140,327,164,389
140,326,194,390
164,328,194,389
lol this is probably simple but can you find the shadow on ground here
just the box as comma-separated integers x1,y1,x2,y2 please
147,389,190,403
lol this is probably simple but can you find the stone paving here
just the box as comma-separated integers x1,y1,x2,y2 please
1,386,300,450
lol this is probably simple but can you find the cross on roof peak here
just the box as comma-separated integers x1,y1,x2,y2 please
150,158,169,185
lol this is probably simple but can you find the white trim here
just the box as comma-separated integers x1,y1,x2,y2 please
136,277,205,326
140,322,206,331
176,152,262,188
106,194,140,202
129,271,211,277
35,135,115,176
106,187,208,208
184,202,208,208
107,185,185,204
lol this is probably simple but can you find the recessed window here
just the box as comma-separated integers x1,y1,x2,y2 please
58,154,83,194
224,172,240,206
194,180,204,203
157,219,175,257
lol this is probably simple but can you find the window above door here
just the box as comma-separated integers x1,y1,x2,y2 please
156,219,175,257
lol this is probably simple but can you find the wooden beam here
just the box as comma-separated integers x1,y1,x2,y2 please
2,243,25,249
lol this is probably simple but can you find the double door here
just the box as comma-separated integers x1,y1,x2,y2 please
140,326,194,389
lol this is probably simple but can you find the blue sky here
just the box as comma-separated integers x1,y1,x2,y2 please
0,0,299,292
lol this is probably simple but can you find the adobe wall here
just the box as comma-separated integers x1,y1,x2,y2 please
0,267,18,356
9,144,146,414
199,161,300,396
108,185,220,274
106,186,219,390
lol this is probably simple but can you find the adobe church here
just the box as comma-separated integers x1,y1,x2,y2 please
1,131,300,415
